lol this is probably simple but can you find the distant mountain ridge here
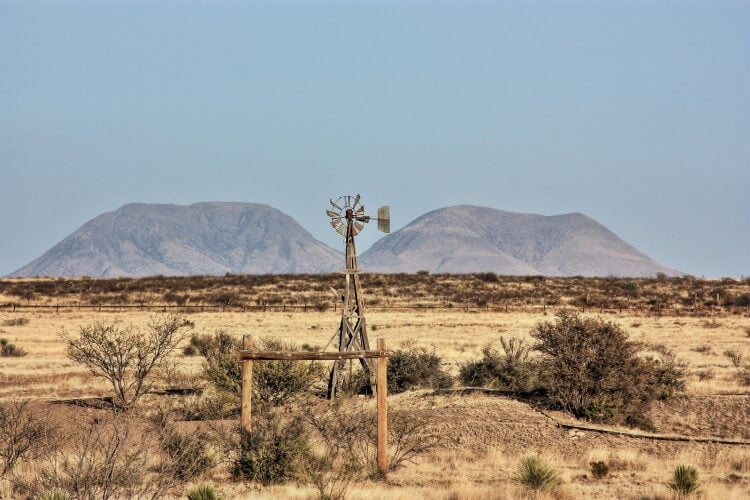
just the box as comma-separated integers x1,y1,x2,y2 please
359,205,679,277
9,203,679,278
10,202,341,277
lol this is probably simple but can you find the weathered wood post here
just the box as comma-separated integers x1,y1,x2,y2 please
241,335,253,434
377,338,388,472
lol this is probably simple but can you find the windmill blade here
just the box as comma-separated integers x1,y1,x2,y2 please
377,206,390,233
353,194,361,210
355,205,365,214
353,221,365,235
355,215,371,223
330,198,342,210
345,195,351,207
336,223,347,236
326,209,340,218
331,219,341,229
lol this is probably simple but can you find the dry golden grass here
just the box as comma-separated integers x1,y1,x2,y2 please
1,286,749,498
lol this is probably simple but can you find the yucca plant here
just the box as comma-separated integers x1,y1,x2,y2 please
35,489,70,500
186,484,222,500
512,454,562,492
667,464,699,497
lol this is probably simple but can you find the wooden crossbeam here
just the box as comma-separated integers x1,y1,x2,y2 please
239,349,394,361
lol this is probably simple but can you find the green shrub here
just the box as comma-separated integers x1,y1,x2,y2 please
590,460,609,479
667,464,700,497
200,331,242,394
387,349,453,393
532,311,684,427
512,454,562,492
1,338,27,357
459,347,501,387
201,334,321,405
183,344,198,356
186,484,222,500
233,412,310,485
252,339,323,405
160,429,215,481
459,337,537,392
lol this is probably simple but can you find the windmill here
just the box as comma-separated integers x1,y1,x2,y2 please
326,194,390,398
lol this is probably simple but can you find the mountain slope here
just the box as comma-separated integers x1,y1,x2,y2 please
359,205,679,277
10,202,341,277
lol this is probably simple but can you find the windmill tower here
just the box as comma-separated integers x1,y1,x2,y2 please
326,194,390,398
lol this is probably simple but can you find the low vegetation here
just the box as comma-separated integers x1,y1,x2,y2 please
0,338,26,357
0,275,748,499
667,464,700,497
512,454,562,493
62,315,192,410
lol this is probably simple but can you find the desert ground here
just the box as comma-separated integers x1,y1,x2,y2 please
0,275,749,499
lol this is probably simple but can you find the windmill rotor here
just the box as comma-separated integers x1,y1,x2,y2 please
326,194,390,238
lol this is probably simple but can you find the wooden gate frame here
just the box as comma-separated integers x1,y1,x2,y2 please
239,336,394,471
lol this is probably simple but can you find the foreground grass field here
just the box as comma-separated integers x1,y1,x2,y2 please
1,276,749,498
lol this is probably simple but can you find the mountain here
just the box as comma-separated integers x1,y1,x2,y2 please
359,205,679,277
10,202,341,277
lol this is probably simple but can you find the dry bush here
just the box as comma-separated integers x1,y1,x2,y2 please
62,315,192,410
0,400,54,476
232,410,310,486
2,317,29,327
306,402,442,476
16,416,153,500
149,410,215,482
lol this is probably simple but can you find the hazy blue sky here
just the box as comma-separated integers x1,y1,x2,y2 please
1,0,748,277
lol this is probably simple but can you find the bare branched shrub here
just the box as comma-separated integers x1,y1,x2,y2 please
150,410,215,482
0,400,54,476
724,350,744,368
387,409,443,471
21,417,154,500
63,315,192,410
305,402,442,477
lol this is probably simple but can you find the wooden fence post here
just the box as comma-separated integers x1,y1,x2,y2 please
241,335,254,434
377,338,388,472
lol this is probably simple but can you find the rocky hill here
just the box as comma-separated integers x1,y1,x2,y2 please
9,202,341,277
359,205,679,277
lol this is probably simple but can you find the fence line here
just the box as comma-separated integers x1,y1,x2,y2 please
1,301,739,316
